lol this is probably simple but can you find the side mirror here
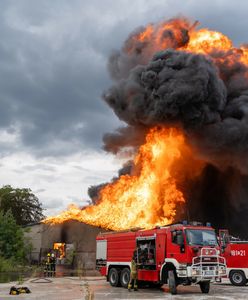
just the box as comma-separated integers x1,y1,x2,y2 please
221,244,226,253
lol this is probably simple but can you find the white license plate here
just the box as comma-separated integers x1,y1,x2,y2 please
204,270,215,276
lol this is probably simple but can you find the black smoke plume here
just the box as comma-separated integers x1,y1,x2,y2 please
104,49,226,128
90,17,248,237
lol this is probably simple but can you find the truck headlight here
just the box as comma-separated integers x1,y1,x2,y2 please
177,269,187,276
178,263,187,269
192,269,200,276
218,268,226,275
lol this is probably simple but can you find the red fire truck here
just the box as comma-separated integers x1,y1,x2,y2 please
219,229,248,286
96,222,227,294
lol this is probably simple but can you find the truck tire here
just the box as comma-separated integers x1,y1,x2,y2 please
109,268,120,287
229,270,247,286
120,268,130,288
168,270,177,295
199,281,210,293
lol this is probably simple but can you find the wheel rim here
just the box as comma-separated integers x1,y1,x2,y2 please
232,273,242,284
122,272,129,285
111,272,116,283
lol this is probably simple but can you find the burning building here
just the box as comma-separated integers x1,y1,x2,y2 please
24,220,103,272
46,17,248,238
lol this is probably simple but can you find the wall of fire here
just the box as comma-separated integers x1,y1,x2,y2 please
24,220,103,270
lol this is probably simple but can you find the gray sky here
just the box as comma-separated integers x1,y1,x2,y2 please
0,0,247,216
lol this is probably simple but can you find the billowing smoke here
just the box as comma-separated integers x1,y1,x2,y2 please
89,17,248,237
104,49,226,128
103,126,147,154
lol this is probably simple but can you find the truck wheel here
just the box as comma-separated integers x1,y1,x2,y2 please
120,268,130,288
199,281,210,293
109,268,120,287
229,270,247,286
168,270,177,295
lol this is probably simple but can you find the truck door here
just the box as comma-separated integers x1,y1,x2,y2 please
136,236,159,282
156,232,166,269
167,229,187,263
96,239,107,268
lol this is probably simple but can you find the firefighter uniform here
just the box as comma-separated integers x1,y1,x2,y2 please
50,253,56,277
128,258,138,291
44,253,52,277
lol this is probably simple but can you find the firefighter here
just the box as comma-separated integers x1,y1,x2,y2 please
50,253,56,277
44,253,52,277
128,251,138,291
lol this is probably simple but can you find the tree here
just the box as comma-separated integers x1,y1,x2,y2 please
0,210,28,261
0,185,45,225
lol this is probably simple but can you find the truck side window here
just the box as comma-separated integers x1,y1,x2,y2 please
172,230,184,246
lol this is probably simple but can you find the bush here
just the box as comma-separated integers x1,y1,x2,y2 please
0,256,15,272
0,211,30,263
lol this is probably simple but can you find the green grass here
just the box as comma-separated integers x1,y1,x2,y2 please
0,256,43,283
0,256,15,272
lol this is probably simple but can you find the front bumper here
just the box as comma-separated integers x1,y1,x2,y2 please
176,264,226,281
191,265,226,279
176,248,227,281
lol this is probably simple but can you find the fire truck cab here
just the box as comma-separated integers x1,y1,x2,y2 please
219,229,248,286
96,222,226,294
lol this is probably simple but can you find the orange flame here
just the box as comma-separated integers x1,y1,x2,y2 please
185,29,233,53
53,242,65,258
45,128,202,230
240,45,248,65
138,24,153,42
129,18,248,65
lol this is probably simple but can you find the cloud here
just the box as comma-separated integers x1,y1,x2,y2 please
0,0,121,157
0,151,119,216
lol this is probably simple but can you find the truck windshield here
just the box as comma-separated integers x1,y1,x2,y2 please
186,229,218,246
